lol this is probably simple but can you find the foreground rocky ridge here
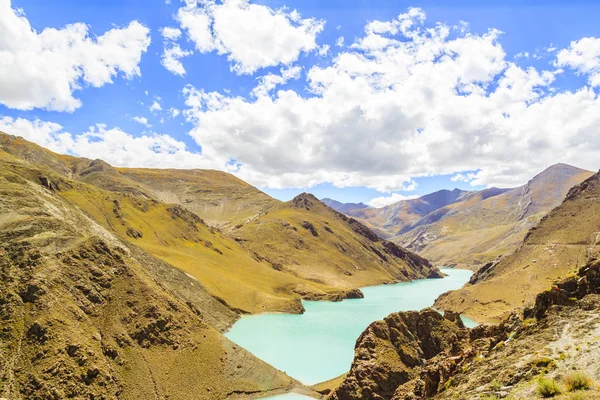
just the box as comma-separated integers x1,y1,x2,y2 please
330,260,600,400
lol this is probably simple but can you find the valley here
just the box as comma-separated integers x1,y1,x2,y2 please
1,131,599,400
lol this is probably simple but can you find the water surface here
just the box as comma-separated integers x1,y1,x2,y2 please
226,268,472,385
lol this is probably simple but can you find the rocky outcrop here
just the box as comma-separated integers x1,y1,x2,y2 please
331,259,600,400
330,309,471,400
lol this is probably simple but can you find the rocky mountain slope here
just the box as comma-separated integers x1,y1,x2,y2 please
0,133,440,317
435,169,600,323
330,259,600,400
229,193,441,292
0,148,299,399
336,164,593,269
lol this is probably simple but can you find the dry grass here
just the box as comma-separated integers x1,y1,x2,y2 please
537,377,563,398
563,371,593,392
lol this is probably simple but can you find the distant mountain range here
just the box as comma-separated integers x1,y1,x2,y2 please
321,198,372,213
325,163,594,269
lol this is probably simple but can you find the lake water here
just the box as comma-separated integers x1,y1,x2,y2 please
225,268,473,386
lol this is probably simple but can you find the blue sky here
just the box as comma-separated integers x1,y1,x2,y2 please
2,0,600,206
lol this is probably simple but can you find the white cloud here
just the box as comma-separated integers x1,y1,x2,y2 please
335,36,344,47
0,0,151,112
179,7,600,191
556,37,600,86
132,116,152,127
160,26,193,76
161,26,182,40
149,101,163,112
169,108,181,118
251,65,302,98
176,0,324,75
368,193,420,208
0,116,228,170
318,44,330,57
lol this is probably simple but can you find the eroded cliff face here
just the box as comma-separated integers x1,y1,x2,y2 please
331,260,600,400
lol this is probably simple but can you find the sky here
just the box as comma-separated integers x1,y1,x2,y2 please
1,0,599,207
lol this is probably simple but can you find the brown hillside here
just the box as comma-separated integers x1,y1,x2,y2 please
435,170,600,323
229,193,441,291
0,132,439,316
117,167,277,228
348,164,593,269
0,149,298,399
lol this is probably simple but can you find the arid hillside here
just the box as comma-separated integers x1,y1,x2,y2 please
0,148,300,400
0,133,441,317
435,169,600,322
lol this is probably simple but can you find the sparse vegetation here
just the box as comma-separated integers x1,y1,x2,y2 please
490,379,502,391
564,371,593,392
537,377,562,397
566,392,587,400
480,395,500,400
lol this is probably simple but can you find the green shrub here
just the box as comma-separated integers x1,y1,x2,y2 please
537,377,562,397
489,379,502,391
564,371,592,392
566,392,587,400
480,395,500,400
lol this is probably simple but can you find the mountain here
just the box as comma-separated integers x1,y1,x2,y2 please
0,145,299,399
435,169,600,322
229,193,441,291
347,188,473,238
117,167,277,228
0,133,440,318
330,258,600,399
321,198,372,214
348,164,593,269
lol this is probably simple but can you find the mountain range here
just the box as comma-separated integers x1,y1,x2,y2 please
0,132,439,399
2,131,600,400
327,163,594,270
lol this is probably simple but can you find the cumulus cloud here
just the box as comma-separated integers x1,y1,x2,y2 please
0,0,151,112
368,193,420,208
176,0,324,74
0,116,228,170
160,26,193,76
180,7,600,191
556,37,600,86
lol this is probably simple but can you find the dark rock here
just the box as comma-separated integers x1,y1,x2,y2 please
300,221,319,237
126,227,143,239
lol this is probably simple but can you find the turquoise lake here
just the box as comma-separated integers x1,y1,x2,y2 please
225,268,474,386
